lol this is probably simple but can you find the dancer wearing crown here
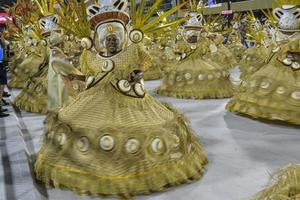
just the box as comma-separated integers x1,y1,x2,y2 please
4,1,47,89
226,0,300,125
34,0,207,198
13,0,63,114
238,12,274,81
156,0,236,99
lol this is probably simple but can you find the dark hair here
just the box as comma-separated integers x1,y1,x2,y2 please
0,33,5,49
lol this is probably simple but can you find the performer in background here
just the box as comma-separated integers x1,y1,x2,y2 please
0,33,9,118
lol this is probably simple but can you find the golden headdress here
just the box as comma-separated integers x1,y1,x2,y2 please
84,0,186,47
261,9,277,27
129,0,186,43
33,0,60,36
87,0,130,30
85,0,129,51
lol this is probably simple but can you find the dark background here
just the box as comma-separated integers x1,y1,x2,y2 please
0,0,15,12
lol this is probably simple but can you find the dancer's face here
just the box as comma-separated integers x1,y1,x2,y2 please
105,34,119,55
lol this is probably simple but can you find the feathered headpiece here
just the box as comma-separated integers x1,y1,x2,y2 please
33,0,57,16
32,0,60,36
57,0,91,38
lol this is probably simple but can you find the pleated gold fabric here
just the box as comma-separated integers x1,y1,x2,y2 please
239,45,271,81
14,63,48,114
9,45,47,89
252,164,300,200
156,42,236,99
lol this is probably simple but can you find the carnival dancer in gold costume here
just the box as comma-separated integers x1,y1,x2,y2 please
239,11,274,81
34,0,207,198
226,0,300,125
3,0,47,89
47,0,89,111
13,0,61,114
225,13,247,63
202,15,238,69
142,11,185,80
156,0,235,99
9,26,48,89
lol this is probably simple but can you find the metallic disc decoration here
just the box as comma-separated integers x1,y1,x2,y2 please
76,137,90,152
102,59,114,72
99,135,115,151
198,74,205,81
86,76,95,89
276,86,286,94
41,39,47,46
283,58,292,66
291,91,300,100
81,37,93,50
129,29,144,43
133,83,145,97
117,80,131,93
260,81,270,89
184,73,192,80
125,138,140,154
292,62,300,70
176,34,182,41
151,138,165,154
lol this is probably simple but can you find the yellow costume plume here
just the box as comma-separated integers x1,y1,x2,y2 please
33,0,56,16
57,0,91,38
130,0,187,34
